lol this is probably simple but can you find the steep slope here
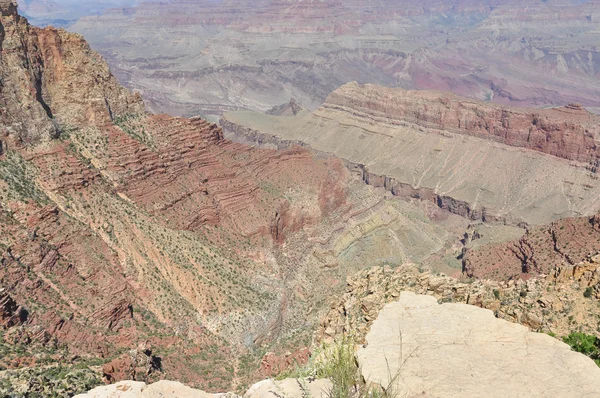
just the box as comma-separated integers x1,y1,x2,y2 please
222,82,600,226
0,0,143,144
0,2,473,393
463,213,600,279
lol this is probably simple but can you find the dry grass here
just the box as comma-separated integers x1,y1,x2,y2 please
278,337,405,398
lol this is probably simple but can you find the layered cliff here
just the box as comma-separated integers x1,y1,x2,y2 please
223,82,600,226
325,82,600,163
0,0,142,144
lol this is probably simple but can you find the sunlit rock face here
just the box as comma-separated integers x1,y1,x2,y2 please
358,292,600,397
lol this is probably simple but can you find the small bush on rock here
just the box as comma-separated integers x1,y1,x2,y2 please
563,332,600,366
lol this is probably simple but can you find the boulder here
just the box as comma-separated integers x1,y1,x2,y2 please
357,291,600,397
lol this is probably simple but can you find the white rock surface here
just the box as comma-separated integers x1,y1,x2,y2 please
244,378,331,398
74,378,332,398
73,380,221,398
357,291,600,397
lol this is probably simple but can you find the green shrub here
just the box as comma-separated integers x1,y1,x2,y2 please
563,332,600,367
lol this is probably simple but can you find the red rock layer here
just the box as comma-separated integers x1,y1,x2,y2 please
324,82,600,163
0,0,142,144
463,214,600,280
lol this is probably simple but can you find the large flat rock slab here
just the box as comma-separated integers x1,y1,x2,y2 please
357,291,600,397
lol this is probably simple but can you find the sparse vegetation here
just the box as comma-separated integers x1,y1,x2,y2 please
113,113,156,149
0,366,102,397
277,337,402,398
0,151,48,204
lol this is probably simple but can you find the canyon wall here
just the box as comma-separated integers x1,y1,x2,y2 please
325,82,600,163
222,83,600,226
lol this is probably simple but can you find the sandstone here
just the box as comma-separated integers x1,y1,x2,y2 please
73,380,216,398
357,292,600,397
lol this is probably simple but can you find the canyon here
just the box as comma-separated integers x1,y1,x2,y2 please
0,1,495,394
15,0,139,27
3,0,600,396
61,0,600,121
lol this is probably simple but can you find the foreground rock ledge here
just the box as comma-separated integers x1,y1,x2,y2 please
357,291,600,397
74,378,332,398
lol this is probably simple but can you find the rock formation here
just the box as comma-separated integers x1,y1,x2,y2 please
318,259,600,345
324,83,600,163
266,99,303,116
73,380,217,398
464,213,600,279
0,0,142,144
222,82,600,226
357,292,600,397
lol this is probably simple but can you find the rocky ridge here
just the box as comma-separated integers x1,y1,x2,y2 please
318,259,600,345
0,0,142,144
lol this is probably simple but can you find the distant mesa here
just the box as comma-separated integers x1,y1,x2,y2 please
266,98,303,116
